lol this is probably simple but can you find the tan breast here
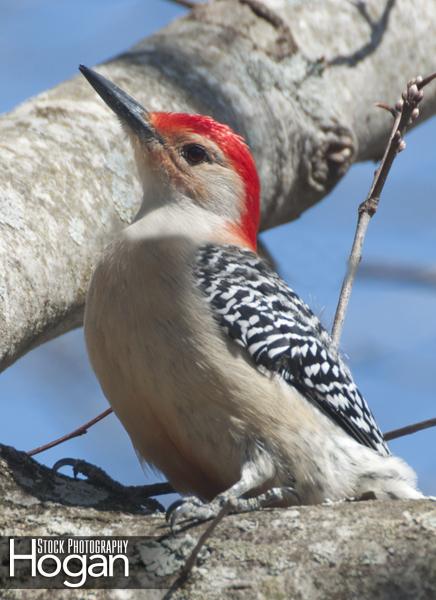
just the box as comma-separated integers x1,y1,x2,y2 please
84,211,254,499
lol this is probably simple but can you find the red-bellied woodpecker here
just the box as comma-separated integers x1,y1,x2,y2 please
80,65,422,524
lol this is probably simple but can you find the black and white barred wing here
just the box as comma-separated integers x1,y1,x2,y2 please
194,244,389,456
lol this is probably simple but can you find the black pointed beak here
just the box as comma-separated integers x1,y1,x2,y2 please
79,65,162,143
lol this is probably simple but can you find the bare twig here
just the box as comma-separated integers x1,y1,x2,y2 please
166,502,232,596
331,72,436,348
26,407,113,457
359,261,436,287
164,0,198,9
384,417,436,442
182,503,230,576
374,101,397,117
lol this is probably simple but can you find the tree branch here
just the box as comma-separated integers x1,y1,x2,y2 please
1,0,436,372
331,72,436,347
1,444,435,599
165,0,198,8
25,405,435,462
26,407,113,457
384,417,436,442
359,261,436,287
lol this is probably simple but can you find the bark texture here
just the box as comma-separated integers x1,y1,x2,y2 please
1,0,436,371
1,444,435,599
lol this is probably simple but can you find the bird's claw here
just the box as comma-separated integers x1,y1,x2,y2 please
53,458,116,488
53,457,165,513
53,457,90,479
167,496,220,531
166,486,299,532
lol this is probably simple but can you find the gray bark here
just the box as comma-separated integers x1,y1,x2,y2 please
1,444,435,599
1,0,436,371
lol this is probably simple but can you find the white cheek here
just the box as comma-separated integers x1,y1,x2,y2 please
197,168,244,222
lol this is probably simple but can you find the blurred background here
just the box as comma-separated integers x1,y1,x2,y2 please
0,0,435,503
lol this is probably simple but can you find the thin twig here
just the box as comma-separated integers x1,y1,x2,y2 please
163,0,198,9
359,261,436,287
374,101,397,117
331,72,436,348
384,417,436,441
26,407,113,457
168,502,231,594
182,502,230,576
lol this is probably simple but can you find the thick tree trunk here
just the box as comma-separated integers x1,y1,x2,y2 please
1,445,435,599
1,0,436,371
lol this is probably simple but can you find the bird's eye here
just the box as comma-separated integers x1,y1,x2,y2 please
181,143,209,166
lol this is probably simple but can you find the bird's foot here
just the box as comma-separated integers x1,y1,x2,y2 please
167,496,218,531
352,491,378,502
53,457,123,492
250,486,300,509
53,457,167,513
167,486,298,531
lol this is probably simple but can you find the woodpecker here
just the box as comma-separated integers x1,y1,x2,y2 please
80,65,422,522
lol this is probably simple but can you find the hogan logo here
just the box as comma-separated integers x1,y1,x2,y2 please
9,538,129,588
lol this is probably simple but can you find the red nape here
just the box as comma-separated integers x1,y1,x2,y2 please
151,112,261,250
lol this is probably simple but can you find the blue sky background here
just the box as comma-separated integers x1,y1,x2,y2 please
1,0,435,502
